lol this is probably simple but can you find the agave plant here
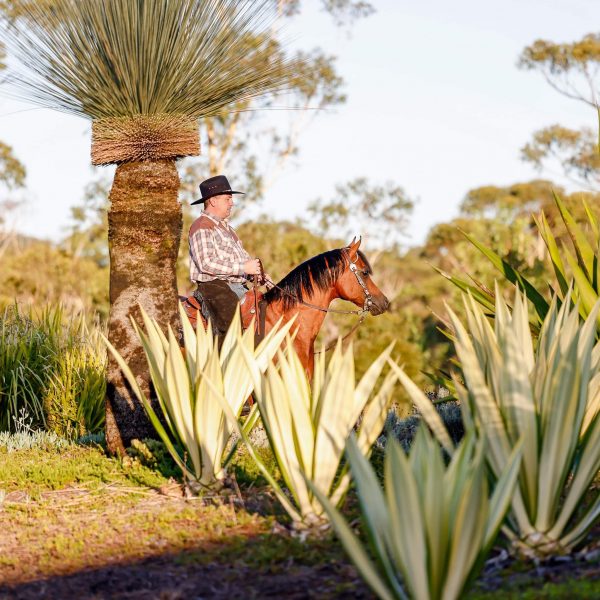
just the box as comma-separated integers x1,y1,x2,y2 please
393,290,600,557
0,0,299,453
438,193,600,335
218,340,398,530
104,305,293,491
311,430,521,600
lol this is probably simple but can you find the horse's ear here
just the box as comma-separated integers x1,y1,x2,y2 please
348,236,361,258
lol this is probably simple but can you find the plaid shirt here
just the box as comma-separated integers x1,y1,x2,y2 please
189,212,251,284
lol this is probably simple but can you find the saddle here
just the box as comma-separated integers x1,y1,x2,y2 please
180,291,268,341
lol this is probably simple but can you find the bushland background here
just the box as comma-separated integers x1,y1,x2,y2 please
1,1,599,394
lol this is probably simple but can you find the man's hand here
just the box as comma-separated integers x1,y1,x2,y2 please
263,273,274,289
243,258,262,276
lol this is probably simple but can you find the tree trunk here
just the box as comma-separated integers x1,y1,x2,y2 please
105,160,182,455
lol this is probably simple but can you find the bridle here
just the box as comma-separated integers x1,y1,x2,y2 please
346,249,374,315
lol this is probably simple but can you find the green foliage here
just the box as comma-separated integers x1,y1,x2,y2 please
237,220,331,281
518,34,600,108
0,239,109,316
126,438,181,480
0,141,26,190
459,180,555,221
467,576,600,599
234,340,398,529
521,126,600,186
400,291,600,558
62,172,111,269
0,443,170,497
43,326,106,437
518,33,599,186
382,400,464,452
0,304,106,435
2,0,299,120
311,431,521,600
444,192,600,336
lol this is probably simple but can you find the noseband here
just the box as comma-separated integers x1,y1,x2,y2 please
346,249,374,314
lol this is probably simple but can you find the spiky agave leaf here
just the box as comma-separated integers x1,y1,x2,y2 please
398,288,600,558
310,431,521,600
228,338,398,530
103,305,294,490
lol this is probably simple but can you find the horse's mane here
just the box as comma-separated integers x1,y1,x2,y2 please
263,249,371,311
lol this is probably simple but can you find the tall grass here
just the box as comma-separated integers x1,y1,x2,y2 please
0,304,106,436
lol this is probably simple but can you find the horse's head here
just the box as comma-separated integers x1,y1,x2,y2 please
337,238,390,316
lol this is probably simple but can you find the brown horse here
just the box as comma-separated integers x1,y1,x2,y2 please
181,239,390,376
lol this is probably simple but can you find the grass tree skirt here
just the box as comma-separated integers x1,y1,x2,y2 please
91,115,200,165
105,160,182,455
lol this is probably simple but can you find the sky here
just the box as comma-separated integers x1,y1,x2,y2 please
0,0,597,249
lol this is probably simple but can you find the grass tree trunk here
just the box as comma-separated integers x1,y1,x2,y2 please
105,160,182,455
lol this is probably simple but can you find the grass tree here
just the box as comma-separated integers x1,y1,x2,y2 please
1,0,298,453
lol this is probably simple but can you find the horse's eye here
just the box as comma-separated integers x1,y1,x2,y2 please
362,270,370,277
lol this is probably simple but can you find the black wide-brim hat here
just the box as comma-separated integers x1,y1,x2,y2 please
191,175,245,205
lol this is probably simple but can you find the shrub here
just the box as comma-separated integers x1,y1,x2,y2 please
0,304,105,435
381,400,464,452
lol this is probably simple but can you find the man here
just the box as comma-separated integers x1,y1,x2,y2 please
189,175,263,338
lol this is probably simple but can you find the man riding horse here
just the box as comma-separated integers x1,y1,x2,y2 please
189,175,271,341
186,174,391,376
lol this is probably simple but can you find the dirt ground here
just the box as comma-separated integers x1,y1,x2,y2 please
0,557,371,599
0,438,599,600
0,485,371,600
0,484,599,600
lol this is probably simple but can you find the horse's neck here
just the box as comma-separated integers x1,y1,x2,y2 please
275,287,338,337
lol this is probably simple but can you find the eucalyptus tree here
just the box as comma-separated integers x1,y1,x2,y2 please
0,0,299,453
518,33,600,188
